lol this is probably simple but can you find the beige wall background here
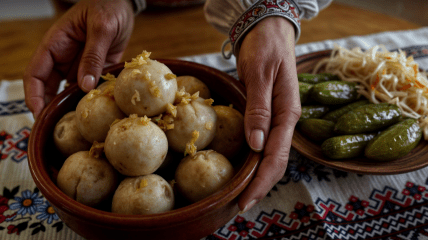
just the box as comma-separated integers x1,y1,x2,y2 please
334,0,428,26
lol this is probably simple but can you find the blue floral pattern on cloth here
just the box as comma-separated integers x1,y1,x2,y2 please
9,190,44,217
0,187,63,236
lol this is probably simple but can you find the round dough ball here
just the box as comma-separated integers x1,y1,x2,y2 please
166,97,217,153
75,89,126,143
114,58,177,117
53,111,92,157
112,174,174,215
104,115,168,176
57,151,119,207
175,150,234,202
207,105,245,159
176,75,210,99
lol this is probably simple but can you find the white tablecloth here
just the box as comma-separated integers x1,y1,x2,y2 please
1,27,428,239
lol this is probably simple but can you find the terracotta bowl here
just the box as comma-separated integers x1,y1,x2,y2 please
293,50,428,175
28,59,260,240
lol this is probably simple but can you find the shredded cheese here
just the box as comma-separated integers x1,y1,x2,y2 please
131,69,142,78
131,90,141,105
137,179,148,190
157,115,174,131
144,70,151,81
205,122,213,130
89,141,104,158
313,44,428,140
165,73,177,80
82,108,90,119
139,115,151,125
124,50,151,69
185,130,199,156
204,98,214,106
86,89,101,101
120,121,132,131
166,103,177,117
149,81,161,97
191,92,199,100
101,73,116,82
101,83,115,99
175,87,191,105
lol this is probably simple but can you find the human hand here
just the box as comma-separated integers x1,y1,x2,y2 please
23,0,135,119
236,17,301,213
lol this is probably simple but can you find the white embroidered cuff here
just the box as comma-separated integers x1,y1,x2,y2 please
224,0,301,58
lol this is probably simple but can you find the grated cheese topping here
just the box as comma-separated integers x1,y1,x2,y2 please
157,114,174,131
124,50,151,69
166,103,177,117
131,90,141,105
101,83,115,99
101,73,116,82
82,108,90,119
165,73,177,80
139,115,151,125
144,70,151,81
185,130,199,156
204,98,214,106
175,88,200,105
131,69,142,78
89,141,104,158
149,80,161,98
205,122,213,130
86,89,101,101
137,179,148,190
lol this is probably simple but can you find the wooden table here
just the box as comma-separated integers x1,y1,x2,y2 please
0,1,421,80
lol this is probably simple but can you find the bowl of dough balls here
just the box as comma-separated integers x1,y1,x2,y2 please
28,51,260,240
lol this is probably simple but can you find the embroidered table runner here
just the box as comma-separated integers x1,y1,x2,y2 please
1,27,428,239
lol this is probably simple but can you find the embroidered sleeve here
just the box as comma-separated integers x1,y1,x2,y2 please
204,0,331,35
204,0,332,56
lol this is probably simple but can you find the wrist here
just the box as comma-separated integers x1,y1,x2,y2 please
226,0,300,59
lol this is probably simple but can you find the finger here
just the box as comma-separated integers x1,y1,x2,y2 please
77,19,117,92
23,46,56,119
44,69,65,104
64,50,84,83
105,51,125,67
242,66,273,152
238,61,301,213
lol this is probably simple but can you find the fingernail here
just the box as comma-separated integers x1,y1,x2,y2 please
249,129,264,152
81,75,95,92
239,199,259,214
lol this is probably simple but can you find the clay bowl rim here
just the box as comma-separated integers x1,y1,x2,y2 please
28,58,260,229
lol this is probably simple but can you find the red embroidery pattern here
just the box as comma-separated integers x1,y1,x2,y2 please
228,0,301,55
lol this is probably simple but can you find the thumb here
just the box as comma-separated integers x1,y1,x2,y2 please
243,72,273,152
77,24,116,92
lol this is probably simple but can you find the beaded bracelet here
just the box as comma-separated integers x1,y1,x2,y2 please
222,0,301,59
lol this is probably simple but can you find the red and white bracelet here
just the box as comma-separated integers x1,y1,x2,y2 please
222,0,301,59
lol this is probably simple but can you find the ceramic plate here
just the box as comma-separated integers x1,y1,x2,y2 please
292,50,428,175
